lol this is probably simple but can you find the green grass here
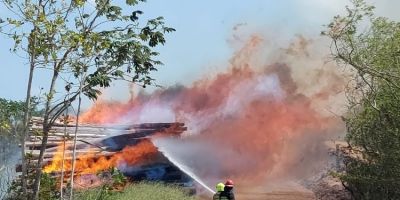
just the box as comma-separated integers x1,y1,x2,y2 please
75,182,196,200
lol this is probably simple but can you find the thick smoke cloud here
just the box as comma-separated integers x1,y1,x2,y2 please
80,33,347,191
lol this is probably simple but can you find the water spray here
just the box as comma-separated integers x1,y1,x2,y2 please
153,139,215,194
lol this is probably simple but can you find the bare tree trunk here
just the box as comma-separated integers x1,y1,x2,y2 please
20,65,34,199
69,77,84,200
31,37,75,200
60,108,68,199
60,141,66,199
31,126,49,199
20,30,37,199
32,69,59,199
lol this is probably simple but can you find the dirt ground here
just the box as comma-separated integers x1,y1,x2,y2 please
230,183,316,200
200,179,349,200
199,190,315,200
236,191,315,200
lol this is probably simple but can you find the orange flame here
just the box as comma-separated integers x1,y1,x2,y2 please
43,140,157,175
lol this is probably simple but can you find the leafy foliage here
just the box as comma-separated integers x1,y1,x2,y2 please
110,167,127,185
1,0,175,122
324,0,400,199
0,98,25,134
38,173,59,200
5,172,58,200
341,85,400,199
0,97,39,137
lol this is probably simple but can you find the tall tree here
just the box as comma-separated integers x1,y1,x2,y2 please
323,0,400,199
0,0,174,199
1,3,41,197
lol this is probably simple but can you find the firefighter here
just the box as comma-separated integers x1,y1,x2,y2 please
212,182,227,200
220,179,235,200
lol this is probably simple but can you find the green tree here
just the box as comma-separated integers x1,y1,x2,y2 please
323,0,400,199
0,98,25,136
0,0,174,199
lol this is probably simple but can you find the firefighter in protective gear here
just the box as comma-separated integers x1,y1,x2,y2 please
213,183,228,200
221,180,235,200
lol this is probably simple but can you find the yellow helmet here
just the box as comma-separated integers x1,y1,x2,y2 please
216,183,225,192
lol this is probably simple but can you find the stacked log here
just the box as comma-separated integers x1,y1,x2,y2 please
17,117,187,174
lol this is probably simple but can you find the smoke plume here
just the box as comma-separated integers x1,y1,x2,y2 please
80,32,347,190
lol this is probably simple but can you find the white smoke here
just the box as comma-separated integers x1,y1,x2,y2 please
117,101,176,124
137,103,176,123
181,74,284,136
222,74,284,116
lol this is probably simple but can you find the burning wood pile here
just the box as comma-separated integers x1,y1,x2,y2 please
17,117,188,189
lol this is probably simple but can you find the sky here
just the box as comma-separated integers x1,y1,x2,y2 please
0,0,399,108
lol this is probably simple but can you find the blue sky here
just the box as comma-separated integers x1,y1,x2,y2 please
0,0,399,106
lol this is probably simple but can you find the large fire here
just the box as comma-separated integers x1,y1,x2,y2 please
43,140,157,175
77,33,347,188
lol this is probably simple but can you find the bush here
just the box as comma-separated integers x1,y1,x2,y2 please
38,173,59,200
324,0,400,199
5,172,59,200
